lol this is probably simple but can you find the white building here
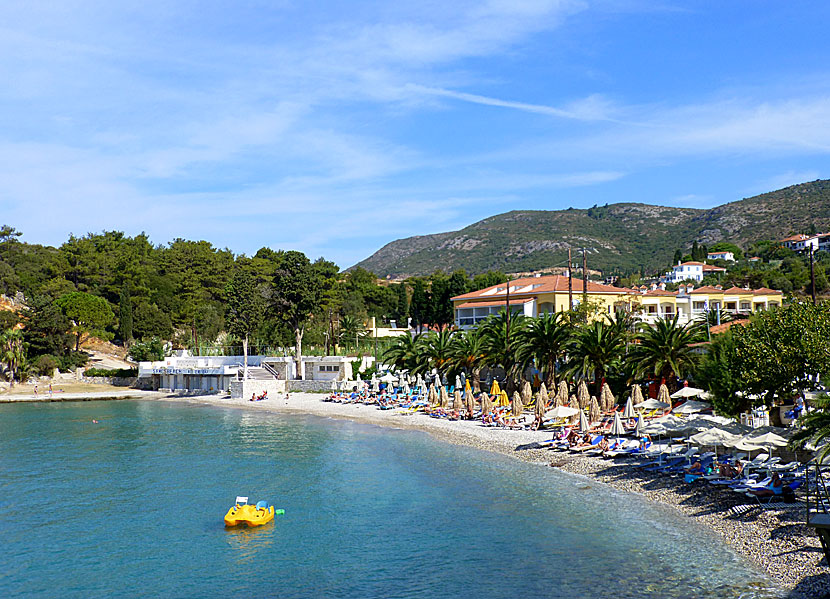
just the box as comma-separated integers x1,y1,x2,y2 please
706,251,735,262
780,234,821,253
662,261,727,283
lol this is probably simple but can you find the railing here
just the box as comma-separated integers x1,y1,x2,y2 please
806,460,830,563
261,362,280,379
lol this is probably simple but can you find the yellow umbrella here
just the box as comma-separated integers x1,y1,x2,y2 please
498,390,509,406
464,379,472,396
491,380,501,396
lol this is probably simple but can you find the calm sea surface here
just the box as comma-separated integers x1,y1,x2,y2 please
0,400,782,598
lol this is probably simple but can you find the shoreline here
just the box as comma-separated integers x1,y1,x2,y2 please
0,389,166,403
160,391,829,597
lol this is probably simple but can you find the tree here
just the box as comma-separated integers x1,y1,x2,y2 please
21,296,73,358
409,279,430,332
479,309,528,394
393,283,409,326
132,302,173,341
338,314,364,350
55,291,114,351
697,330,745,416
382,333,425,373
629,315,703,389
0,328,26,386
673,249,683,265
422,328,455,379
225,269,265,381
790,395,830,461
728,302,830,420
569,318,625,395
119,282,133,345
516,312,572,389
270,251,323,380
448,329,487,391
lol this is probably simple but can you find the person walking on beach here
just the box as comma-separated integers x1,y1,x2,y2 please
33,385,38,396
48,383,53,397
285,392,289,405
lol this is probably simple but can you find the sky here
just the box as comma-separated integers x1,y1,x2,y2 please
1,1,829,268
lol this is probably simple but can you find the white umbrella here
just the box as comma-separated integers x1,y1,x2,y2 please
622,397,636,419
635,416,646,437
609,412,627,436
578,410,590,434
547,406,579,419
455,375,463,390
330,380,337,390
673,400,711,415
670,386,706,399
689,427,741,448
744,431,788,448
637,398,670,411
380,372,396,383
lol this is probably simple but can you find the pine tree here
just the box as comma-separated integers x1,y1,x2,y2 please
118,282,133,345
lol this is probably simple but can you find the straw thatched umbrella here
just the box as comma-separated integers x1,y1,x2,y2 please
657,383,671,407
538,382,548,403
428,384,438,405
589,396,601,423
601,382,616,411
534,392,547,420
453,389,463,410
480,391,492,416
464,388,475,417
568,394,580,424
631,384,644,406
577,380,590,409
521,380,532,406
557,381,569,407
537,385,550,412
440,386,449,408
511,391,524,417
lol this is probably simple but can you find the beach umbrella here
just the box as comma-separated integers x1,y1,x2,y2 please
657,383,671,406
498,390,510,407
490,380,501,396
577,380,590,409
589,396,601,423
465,388,475,417
689,427,741,452
511,391,523,417
356,373,362,383
455,375,463,391
534,393,546,419
480,391,492,415
537,385,550,412
428,384,437,405
635,416,646,437
601,382,615,411
622,397,636,419
465,379,472,396
578,410,590,434
521,380,532,406
548,405,578,419
330,380,337,391
440,386,449,408
403,383,410,395
609,412,627,436
568,395,580,424
637,398,670,412
538,382,548,402
631,384,644,406
673,400,711,415
453,389,463,410
670,386,705,399
557,381,569,407
745,431,788,448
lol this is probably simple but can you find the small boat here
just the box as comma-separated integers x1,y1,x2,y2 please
224,496,275,527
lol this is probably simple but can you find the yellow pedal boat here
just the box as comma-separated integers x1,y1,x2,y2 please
224,497,275,527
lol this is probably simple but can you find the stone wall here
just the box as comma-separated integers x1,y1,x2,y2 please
286,379,336,393
81,376,140,387
230,379,286,399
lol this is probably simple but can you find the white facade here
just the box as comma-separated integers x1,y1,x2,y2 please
707,251,735,261
664,262,704,283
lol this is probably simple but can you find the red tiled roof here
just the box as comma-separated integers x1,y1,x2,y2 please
702,264,727,272
451,275,627,301
709,320,750,335
455,299,534,309
752,287,783,295
689,285,725,294
779,234,810,242
642,289,676,296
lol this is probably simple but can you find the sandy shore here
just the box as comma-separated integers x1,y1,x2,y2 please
161,391,827,597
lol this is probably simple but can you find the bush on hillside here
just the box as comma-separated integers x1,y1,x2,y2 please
84,367,138,378
33,354,59,377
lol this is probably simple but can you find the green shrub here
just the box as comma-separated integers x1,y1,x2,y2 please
33,354,59,377
58,351,89,371
84,367,138,378
128,337,165,362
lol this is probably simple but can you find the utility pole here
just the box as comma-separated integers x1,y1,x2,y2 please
810,245,817,304
505,276,511,346
582,248,588,308
568,248,573,311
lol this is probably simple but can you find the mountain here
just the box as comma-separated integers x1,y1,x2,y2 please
352,180,830,277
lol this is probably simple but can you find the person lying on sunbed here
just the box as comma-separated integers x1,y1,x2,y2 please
748,472,783,497
717,460,744,479
599,436,610,453
567,429,581,447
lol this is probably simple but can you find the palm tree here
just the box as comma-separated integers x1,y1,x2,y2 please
479,309,528,394
569,318,625,396
515,312,572,390
422,328,455,379
448,328,487,392
381,332,425,373
696,307,733,327
629,315,704,389
338,315,364,351
790,395,830,461
0,328,26,387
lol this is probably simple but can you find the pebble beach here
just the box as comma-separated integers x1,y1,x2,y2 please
165,391,829,597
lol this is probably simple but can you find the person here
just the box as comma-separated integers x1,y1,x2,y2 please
749,472,784,497
33,385,38,396
48,383,53,396
599,436,610,453
284,392,289,405
250,393,256,402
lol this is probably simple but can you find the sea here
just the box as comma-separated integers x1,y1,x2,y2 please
0,400,783,598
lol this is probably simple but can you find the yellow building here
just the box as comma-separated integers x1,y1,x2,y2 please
451,276,783,329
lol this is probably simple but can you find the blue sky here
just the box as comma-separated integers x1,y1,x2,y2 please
1,1,829,268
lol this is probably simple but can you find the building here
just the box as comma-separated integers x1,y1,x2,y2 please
780,234,821,253
450,276,783,329
137,354,356,393
707,251,735,262
662,261,727,283
451,275,631,329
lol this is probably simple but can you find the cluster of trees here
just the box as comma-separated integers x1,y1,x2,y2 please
0,226,513,381
383,307,704,399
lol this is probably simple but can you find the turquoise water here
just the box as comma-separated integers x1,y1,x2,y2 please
0,401,781,598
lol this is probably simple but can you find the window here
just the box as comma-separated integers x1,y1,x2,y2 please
740,302,751,311
726,302,736,310
663,305,674,314
693,301,706,311
319,365,339,372
538,302,555,314
648,305,657,314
